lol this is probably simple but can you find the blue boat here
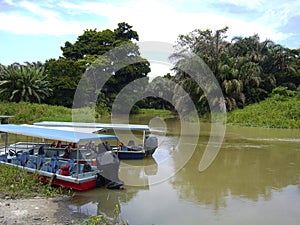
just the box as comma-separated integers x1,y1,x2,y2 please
115,149,145,160
0,124,124,190
34,121,159,160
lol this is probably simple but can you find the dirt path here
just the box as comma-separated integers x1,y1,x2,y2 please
0,197,79,225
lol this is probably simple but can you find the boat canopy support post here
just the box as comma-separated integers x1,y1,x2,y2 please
142,130,145,149
14,134,17,152
4,132,8,154
76,141,80,179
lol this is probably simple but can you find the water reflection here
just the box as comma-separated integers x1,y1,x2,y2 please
69,122,300,225
119,157,158,186
69,187,141,219
171,139,300,210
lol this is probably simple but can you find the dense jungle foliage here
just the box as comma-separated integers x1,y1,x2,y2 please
0,23,299,124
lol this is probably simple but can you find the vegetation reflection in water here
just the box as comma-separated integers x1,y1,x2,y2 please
68,118,300,225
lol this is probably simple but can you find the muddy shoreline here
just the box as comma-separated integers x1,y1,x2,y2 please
0,196,86,225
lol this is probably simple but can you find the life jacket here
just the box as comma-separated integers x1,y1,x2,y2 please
59,165,70,176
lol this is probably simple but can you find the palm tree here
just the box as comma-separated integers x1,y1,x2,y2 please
228,36,276,104
171,27,231,113
217,54,245,110
0,63,52,103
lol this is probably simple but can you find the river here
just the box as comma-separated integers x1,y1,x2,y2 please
68,116,300,225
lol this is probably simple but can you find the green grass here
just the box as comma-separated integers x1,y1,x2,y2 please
0,102,72,124
0,164,70,199
227,94,300,128
138,108,174,116
1,95,300,129
0,163,124,224
0,101,111,124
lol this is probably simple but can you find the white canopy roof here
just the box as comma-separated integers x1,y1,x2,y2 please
34,121,150,131
0,124,118,143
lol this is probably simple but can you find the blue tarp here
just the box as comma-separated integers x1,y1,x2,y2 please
0,124,118,143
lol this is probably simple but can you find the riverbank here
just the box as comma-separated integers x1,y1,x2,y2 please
0,164,75,224
0,162,123,225
1,88,300,129
227,88,300,128
0,196,77,225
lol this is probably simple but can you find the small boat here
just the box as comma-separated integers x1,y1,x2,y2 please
0,124,124,191
0,115,13,124
115,149,145,160
34,121,159,160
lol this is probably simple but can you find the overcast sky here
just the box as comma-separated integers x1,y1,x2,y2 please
0,0,299,67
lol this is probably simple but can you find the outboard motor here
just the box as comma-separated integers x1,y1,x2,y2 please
96,151,124,189
1,118,9,124
144,135,158,156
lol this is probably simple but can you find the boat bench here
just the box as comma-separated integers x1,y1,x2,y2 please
3,152,95,177
55,159,95,177
0,153,7,162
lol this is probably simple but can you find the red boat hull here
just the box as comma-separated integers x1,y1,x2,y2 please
38,176,97,191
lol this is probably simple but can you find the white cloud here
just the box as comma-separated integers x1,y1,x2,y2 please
148,62,174,81
19,1,57,18
0,0,299,47
56,0,300,45
3,0,14,5
217,0,263,10
0,12,83,36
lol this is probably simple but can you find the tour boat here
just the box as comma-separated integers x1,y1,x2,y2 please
34,121,159,160
0,124,124,191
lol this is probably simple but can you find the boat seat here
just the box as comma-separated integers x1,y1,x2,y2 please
26,155,37,169
36,155,45,169
20,152,29,166
0,154,7,162
70,163,84,175
38,146,45,155
40,162,50,172
40,157,52,172
12,156,21,165
26,159,36,169
29,148,34,155
48,157,59,173
127,140,135,146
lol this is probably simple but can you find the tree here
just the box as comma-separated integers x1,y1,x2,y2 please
44,58,83,107
171,27,299,113
61,22,139,63
177,27,229,78
114,22,139,41
0,63,52,103
172,27,234,113
60,23,150,110
61,29,116,61
270,47,300,89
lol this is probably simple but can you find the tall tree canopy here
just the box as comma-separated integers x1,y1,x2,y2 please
52,22,150,108
170,27,300,113
61,22,139,62
44,58,83,107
